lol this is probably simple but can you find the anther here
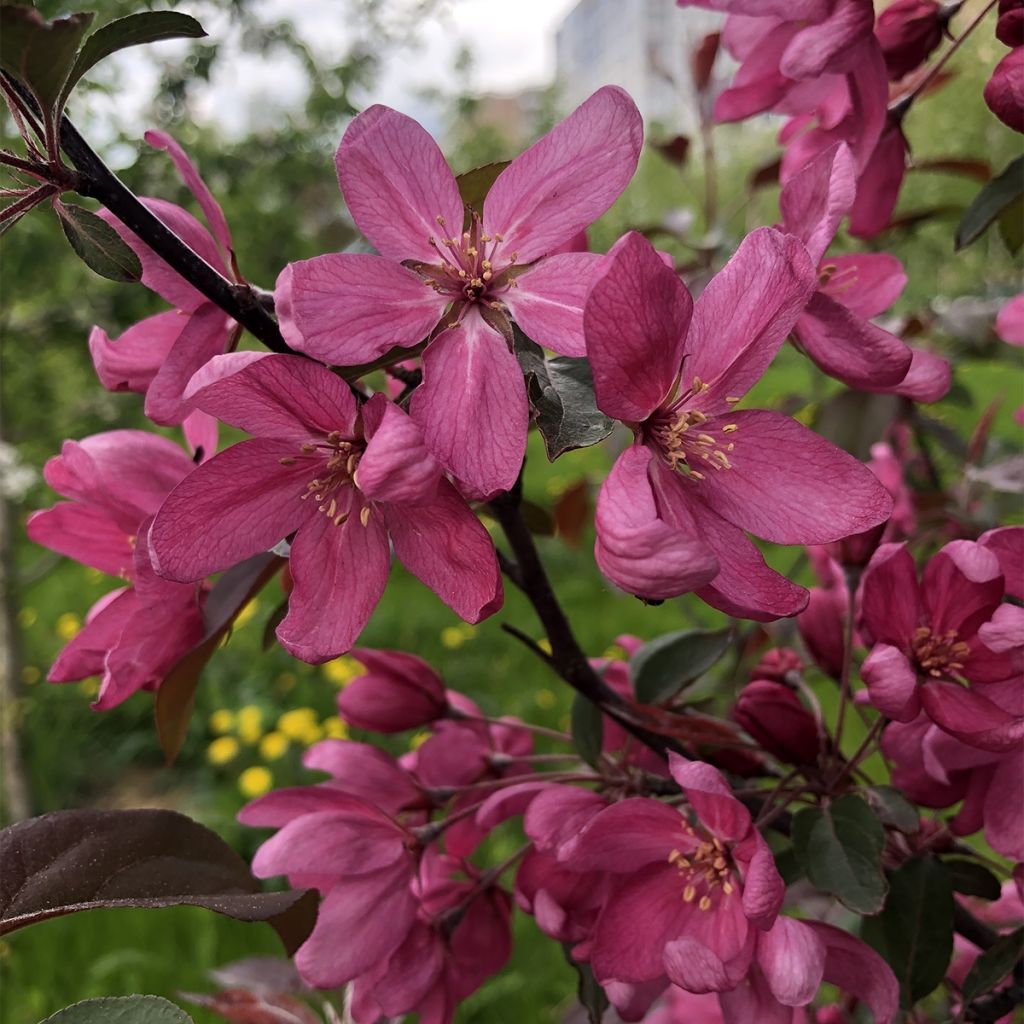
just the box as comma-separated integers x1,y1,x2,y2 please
698,895,712,911
725,396,741,404
683,885,696,903
279,457,296,466
722,424,738,433
359,506,371,527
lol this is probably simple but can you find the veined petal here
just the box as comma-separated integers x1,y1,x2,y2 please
985,752,1024,861
810,921,899,1024
794,291,913,389
561,798,683,873
187,352,358,439
820,252,906,319
668,755,752,841
48,588,132,683
921,681,1024,753
684,229,817,414
594,447,719,601
384,479,503,624
503,251,602,357
979,526,1024,600
484,86,643,264
868,346,951,403
922,540,1003,638
411,317,528,499
691,410,893,544
861,543,924,646
277,505,391,663
89,311,185,394
358,395,440,505
757,917,826,1006
664,933,753,995
780,0,875,79
779,142,856,265
336,105,463,264
276,253,447,365
861,644,921,722
584,231,692,422
27,503,134,577
149,438,315,580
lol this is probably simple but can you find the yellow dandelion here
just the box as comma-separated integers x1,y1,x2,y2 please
21,665,40,685
207,736,240,765
78,678,99,698
601,644,627,661
208,709,235,735
440,626,465,649
237,705,264,744
259,731,290,761
409,730,430,751
56,613,81,641
545,475,567,498
276,671,297,693
238,766,273,798
233,598,260,629
322,717,349,739
17,608,37,628
277,707,318,741
535,689,556,710
322,656,365,687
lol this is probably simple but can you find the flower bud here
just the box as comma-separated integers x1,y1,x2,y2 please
875,0,945,80
825,521,888,569
733,680,820,765
998,0,1024,48
798,586,847,679
751,647,802,683
337,648,447,733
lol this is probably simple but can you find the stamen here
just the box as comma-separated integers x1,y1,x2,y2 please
359,506,371,527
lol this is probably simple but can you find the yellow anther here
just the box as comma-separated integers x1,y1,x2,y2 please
436,215,446,226
683,885,696,903
698,895,712,911
689,470,705,480
697,433,715,445
359,506,371,527
301,443,317,453
725,396,741,404
279,457,296,466
722,881,734,895
722,423,738,433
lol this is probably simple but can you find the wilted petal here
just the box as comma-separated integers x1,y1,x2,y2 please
276,253,447,365
411,317,528,499
862,643,920,722
779,142,856,265
484,86,643,263
89,311,184,393
584,231,692,422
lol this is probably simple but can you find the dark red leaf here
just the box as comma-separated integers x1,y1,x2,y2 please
180,990,320,1024
691,32,720,93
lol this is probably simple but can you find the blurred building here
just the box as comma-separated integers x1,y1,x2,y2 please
555,0,724,133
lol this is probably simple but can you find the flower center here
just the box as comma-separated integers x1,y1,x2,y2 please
649,400,738,480
419,209,519,305
911,625,970,679
668,831,735,912
280,431,367,527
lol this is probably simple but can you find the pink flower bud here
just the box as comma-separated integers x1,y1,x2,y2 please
337,648,447,733
733,680,820,765
798,586,848,679
825,521,888,569
998,0,1024,48
751,647,802,683
875,0,944,80
985,48,1024,133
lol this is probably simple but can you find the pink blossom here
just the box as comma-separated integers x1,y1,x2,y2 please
752,648,803,683
149,353,502,663
584,229,892,619
980,526,1024,600
985,47,1024,132
91,131,238,446
560,755,784,991
781,143,949,401
26,430,205,709
733,681,820,765
337,648,448,733
999,0,1024,47
996,294,1024,345
275,87,642,497
859,540,1022,749
874,0,944,79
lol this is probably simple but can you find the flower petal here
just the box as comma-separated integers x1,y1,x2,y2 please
664,933,753,995
810,921,899,1024
484,85,643,263
584,231,692,422
860,543,924,647
561,798,684,873
921,681,1024,753
870,346,951,403
922,540,1004,638
275,253,447,365
336,105,463,264
48,588,132,683
779,142,856,265
27,502,134,577
358,395,440,505
89,311,185,394
820,252,906,319
668,755,752,841
979,526,1024,600
411,316,528,499
978,603,1024,654
861,644,921,722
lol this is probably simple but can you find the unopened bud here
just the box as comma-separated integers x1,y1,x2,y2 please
733,680,820,765
337,648,447,733
875,0,945,80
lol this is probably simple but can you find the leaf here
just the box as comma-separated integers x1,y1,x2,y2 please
0,6,93,110
998,194,1024,255
630,628,731,705
520,499,555,537
515,332,614,460
652,135,690,168
877,857,953,1008
41,996,194,1024
961,925,1024,1005
946,859,1003,901
58,11,206,112
956,156,1024,251
864,785,920,834
180,990,320,1024
455,160,510,224
553,479,590,547
562,944,608,1024
157,553,284,762
814,390,900,460
209,956,307,995
53,200,142,283
0,809,317,954
690,32,720,94
792,794,888,914
570,693,604,768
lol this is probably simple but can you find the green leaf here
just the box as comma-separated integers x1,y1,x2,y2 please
520,499,555,536
792,794,887,914
54,200,142,282
877,857,954,1009
946,858,1003,901
630,628,731,705
515,332,614,460
41,996,194,1024
562,945,608,1024
998,193,1024,255
0,6,92,110
955,156,1024,251
864,785,920,834
570,693,604,768
455,160,510,218
961,925,1024,1005
58,11,207,112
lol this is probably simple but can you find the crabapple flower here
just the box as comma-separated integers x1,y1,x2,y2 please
733,681,820,765
276,86,643,497
781,143,949,400
985,47,1024,132
337,648,448,732
996,294,1024,345
584,229,893,620
26,430,205,709
560,755,784,992
875,0,944,79
90,131,238,447
149,353,502,663
860,540,1022,749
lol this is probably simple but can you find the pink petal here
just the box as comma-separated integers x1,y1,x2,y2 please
860,543,924,647
872,346,951,403
476,781,556,831
336,105,463,264
371,921,445,1015
27,503,134,577
739,834,785,930
187,352,358,440
668,755,751,841
861,644,921,722
584,231,692,422
848,126,908,239
664,933,753,994
719,969,794,1024
562,798,684,873
145,130,233,256
713,24,800,123
780,0,875,79
144,303,234,425
238,786,369,827
984,48,1024,133
779,142,856,265
48,588,133,683
810,921,899,1024
411,317,527,499
978,603,1024,654
503,252,601,357
995,294,1024,345
684,229,817,413
921,681,1023,753
383,479,503,624
922,540,1004,638
277,505,391,663
757,917,826,1006
357,395,440,505
275,253,447,365
484,86,643,264
594,447,720,601
984,751,1024,861
525,786,609,855
820,252,906,318
149,438,315,580
979,526,1024,601
182,410,218,461
303,739,420,814
89,311,184,394
794,291,912,389
690,410,893,544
